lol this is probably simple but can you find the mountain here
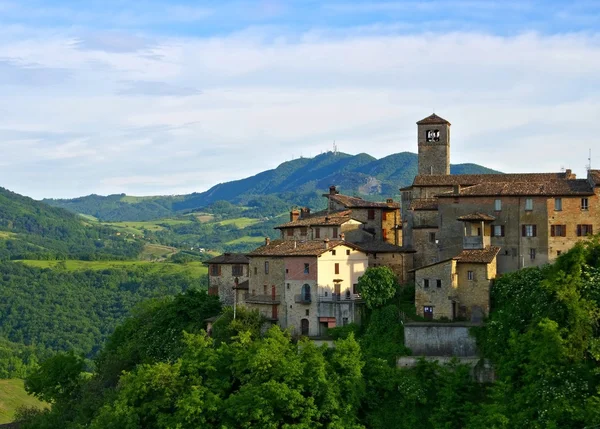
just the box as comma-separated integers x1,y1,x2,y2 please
0,187,143,260
44,151,501,221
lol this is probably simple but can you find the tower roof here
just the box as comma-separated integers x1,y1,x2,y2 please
416,113,451,125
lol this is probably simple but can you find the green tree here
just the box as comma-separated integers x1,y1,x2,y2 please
356,266,398,309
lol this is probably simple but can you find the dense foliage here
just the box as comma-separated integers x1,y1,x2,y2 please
0,261,207,361
356,266,399,309
45,152,498,221
0,187,142,260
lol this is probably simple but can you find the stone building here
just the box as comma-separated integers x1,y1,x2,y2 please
355,241,415,285
204,253,249,306
243,238,368,337
413,214,500,321
402,113,600,272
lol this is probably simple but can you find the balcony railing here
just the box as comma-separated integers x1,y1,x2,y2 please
318,293,362,302
244,293,281,304
463,236,483,250
294,294,312,304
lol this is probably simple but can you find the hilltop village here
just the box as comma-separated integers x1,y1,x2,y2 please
206,113,600,336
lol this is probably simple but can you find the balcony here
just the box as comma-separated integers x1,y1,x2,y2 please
294,294,312,304
318,293,362,302
244,293,281,304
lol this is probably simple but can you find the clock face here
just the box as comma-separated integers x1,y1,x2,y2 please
426,129,440,142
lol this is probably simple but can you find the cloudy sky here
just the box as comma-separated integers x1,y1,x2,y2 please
1,0,599,199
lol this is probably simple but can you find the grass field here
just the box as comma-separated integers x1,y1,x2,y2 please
139,244,178,260
217,217,259,228
0,379,47,424
225,236,266,245
18,260,208,276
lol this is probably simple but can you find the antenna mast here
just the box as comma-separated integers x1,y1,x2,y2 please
588,149,592,171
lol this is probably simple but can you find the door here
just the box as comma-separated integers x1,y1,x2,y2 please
334,283,341,300
424,306,433,320
301,319,309,336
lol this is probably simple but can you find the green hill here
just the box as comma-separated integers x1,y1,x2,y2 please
44,151,501,221
0,187,143,260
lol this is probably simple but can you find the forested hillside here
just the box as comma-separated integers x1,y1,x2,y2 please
0,187,143,260
44,151,501,221
16,238,600,428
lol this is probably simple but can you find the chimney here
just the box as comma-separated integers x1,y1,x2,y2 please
340,233,345,241
265,237,270,246
324,238,330,249
565,169,575,179
453,184,461,194
290,209,300,222
386,198,394,204
329,185,337,195
300,207,311,218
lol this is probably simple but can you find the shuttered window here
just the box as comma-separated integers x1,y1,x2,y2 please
522,224,537,237
334,263,340,275
550,225,567,237
577,225,594,236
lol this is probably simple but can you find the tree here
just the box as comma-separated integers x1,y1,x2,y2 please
356,266,398,309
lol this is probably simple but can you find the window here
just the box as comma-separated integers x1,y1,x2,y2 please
424,306,434,319
525,198,533,211
426,129,440,142
210,264,220,276
577,224,594,236
436,279,442,288
554,198,562,211
301,284,311,302
493,225,505,237
304,263,309,274
332,227,338,239
494,199,502,211
287,283,290,289
306,309,310,316
522,224,537,237
429,232,436,243
424,279,430,288
264,261,269,274
346,249,350,255
353,283,358,294
331,249,336,256
582,198,589,210
287,229,294,237
551,225,567,237
300,227,308,236
254,267,257,275
314,228,320,239
232,265,244,276
368,209,375,220
467,271,474,281
334,263,340,275
530,248,536,260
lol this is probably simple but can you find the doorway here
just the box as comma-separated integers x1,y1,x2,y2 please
301,318,309,336
424,306,433,320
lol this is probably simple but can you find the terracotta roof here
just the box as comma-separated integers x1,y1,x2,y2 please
457,212,496,222
411,246,500,271
589,170,600,186
454,246,501,264
409,199,438,211
412,172,572,187
354,241,416,253
437,180,594,197
275,210,356,229
323,194,400,209
416,113,451,125
247,239,361,257
204,253,249,265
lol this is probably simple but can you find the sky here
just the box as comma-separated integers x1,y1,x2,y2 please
1,0,600,199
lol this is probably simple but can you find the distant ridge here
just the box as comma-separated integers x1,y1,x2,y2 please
44,151,502,221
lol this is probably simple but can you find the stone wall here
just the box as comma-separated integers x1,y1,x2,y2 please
415,259,456,319
417,123,450,176
404,322,478,357
368,251,414,284
208,263,249,306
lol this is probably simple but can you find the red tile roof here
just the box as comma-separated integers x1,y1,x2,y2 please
412,172,572,187
409,199,438,211
454,246,501,264
324,194,400,209
247,239,361,257
204,253,249,265
354,241,416,253
456,212,496,222
589,170,600,186
275,210,355,229
437,180,594,197
416,113,451,125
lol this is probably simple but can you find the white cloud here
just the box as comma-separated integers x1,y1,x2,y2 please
0,26,599,199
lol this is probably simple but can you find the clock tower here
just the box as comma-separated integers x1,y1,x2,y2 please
417,113,451,176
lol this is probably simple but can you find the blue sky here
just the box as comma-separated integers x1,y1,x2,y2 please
1,0,600,198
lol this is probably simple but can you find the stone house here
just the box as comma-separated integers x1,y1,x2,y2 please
355,240,415,285
275,208,372,242
412,214,500,321
402,113,600,273
243,238,368,337
204,253,249,306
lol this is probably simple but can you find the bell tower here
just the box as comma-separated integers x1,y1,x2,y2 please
417,113,451,176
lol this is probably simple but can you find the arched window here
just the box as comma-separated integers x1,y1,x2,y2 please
301,284,311,302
